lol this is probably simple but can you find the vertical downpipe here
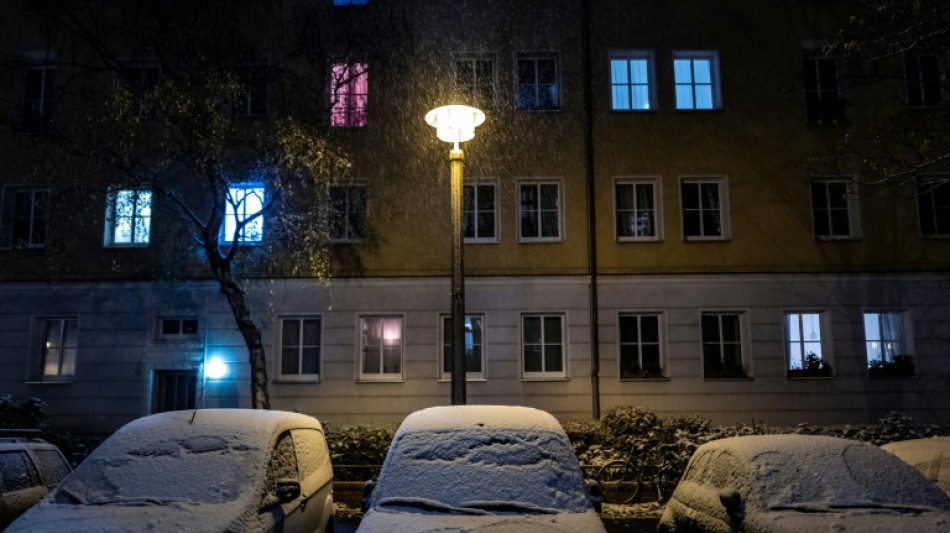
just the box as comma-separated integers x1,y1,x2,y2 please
582,0,601,419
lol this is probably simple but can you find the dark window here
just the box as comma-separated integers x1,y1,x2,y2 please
516,54,559,110
1,188,48,248
22,66,56,131
616,182,656,238
280,317,322,377
161,318,199,337
441,315,484,377
803,53,846,124
232,63,268,117
0,451,35,492
905,52,942,107
681,181,722,238
520,183,560,239
329,184,366,241
619,314,662,378
811,181,852,237
118,64,161,118
702,313,745,378
455,55,495,108
463,184,496,240
918,178,950,235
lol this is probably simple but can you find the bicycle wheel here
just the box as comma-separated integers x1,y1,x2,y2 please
595,460,643,504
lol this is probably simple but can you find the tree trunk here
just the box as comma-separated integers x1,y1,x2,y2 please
220,279,272,409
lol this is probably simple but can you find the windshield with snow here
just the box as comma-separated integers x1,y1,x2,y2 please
55,435,263,505
371,428,590,513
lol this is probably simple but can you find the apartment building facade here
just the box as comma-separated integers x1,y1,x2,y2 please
1,0,949,436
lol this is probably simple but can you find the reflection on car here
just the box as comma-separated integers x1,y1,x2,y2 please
357,405,606,533
658,434,950,533
6,409,334,533
0,432,72,529
882,436,950,496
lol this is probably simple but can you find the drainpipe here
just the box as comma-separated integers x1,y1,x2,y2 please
582,0,601,419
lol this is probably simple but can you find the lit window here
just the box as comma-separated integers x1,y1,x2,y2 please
38,318,78,381
803,51,846,124
811,180,861,239
522,314,565,379
917,177,950,236
785,313,832,377
105,188,151,247
0,187,47,249
673,51,720,110
359,316,402,381
864,312,913,376
516,53,560,110
681,178,729,240
619,314,663,378
440,315,485,381
329,184,366,242
222,183,265,244
905,51,943,107
702,313,746,379
330,62,368,127
519,182,561,241
616,178,659,240
610,52,655,111
454,53,495,108
464,183,497,241
280,317,322,379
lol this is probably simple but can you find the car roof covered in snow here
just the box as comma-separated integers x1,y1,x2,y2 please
114,409,323,442
394,405,563,435
882,437,950,495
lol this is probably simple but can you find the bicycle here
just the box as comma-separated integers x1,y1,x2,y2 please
595,441,683,504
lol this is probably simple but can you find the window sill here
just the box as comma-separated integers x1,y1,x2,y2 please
464,239,499,245
25,379,75,385
521,376,569,382
683,236,730,242
356,378,404,383
437,377,488,383
620,377,670,382
815,236,861,242
273,377,321,384
517,238,564,244
617,237,663,243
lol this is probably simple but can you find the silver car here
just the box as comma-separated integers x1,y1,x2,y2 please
0,433,72,529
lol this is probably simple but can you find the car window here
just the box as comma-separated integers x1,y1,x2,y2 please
0,451,35,492
31,449,70,487
290,429,328,479
262,431,299,505
703,451,743,489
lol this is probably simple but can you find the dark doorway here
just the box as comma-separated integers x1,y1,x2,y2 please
151,369,198,413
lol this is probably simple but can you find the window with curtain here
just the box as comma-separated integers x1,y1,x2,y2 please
519,182,561,240
39,317,78,380
105,188,152,247
785,312,832,376
359,316,402,380
864,312,908,366
616,179,659,240
330,62,368,127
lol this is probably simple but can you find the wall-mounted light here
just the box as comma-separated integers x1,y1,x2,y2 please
205,356,229,380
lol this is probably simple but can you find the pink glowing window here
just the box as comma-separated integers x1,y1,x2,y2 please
330,63,368,127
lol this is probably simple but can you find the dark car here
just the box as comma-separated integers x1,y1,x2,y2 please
0,432,72,529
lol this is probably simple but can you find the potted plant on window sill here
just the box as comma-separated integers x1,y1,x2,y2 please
788,353,833,378
868,355,915,377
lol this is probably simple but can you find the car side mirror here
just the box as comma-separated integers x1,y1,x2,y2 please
361,479,376,513
275,480,301,503
586,480,603,513
719,488,743,521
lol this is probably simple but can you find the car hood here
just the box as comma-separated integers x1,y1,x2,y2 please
5,498,257,533
755,508,950,533
357,508,607,533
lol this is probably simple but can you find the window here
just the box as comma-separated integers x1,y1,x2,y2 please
615,178,660,240
918,177,950,236
519,182,561,241
905,51,943,107
455,53,495,108
334,0,368,4
117,63,160,118
464,183,497,241
610,51,655,111
151,369,197,413
803,51,846,124
681,178,729,240
811,180,861,239
0,187,47,249
785,312,832,377
35,317,78,381
279,317,322,379
21,65,56,131
21,0,54,13
330,62,368,127
439,314,485,380
229,63,268,117
702,313,746,379
329,184,366,242
673,51,720,110
522,314,565,379
618,314,663,378
104,188,151,247
222,183,264,244
864,312,914,376
160,318,199,338
516,53,560,110
359,316,402,381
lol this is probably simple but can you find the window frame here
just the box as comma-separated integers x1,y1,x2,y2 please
158,317,200,340
29,316,78,383
329,182,368,243
230,60,269,117
680,176,730,241
357,314,404,382
514,51,561,111
115,60,161,119
517,179,563,242
453,52,497,109
783,311,834,378
333,0,369,5
618,312,666,380
863,310,914,373
614,176,662,242
329,61,369,127
917,176,950,237
463,180,498,243
104,187,152,248
438,313,487,382
609,50,657,112
904,50,945,108
277,316,323,382
672,51,722,110
0,185,48,249
701,311,749,379
520,313,568,380
803,50,847,124
810,178,862,240
220,181,266,245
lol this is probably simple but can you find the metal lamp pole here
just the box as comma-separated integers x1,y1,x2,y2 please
426,105,485,406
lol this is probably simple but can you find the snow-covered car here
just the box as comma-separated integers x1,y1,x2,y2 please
882,437,950,496
6,409,334,533
0,433,72,529
658,434,950,533
357,405,606,533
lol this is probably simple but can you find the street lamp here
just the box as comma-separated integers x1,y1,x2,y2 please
425,104,485,405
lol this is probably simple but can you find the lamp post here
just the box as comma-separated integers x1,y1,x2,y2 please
425,104,485,405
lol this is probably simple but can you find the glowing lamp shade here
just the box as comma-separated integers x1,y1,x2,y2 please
425,105,485,145
205,356,229,380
